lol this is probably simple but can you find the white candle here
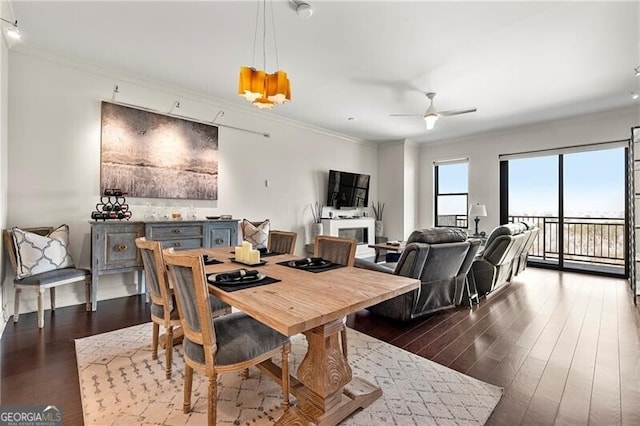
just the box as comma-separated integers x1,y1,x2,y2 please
241,241,252,263
235,246,243,262
249,249,260,265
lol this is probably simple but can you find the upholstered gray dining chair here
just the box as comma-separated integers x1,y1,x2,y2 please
314,235,357,359
163,248,291,426
3,226,91,329
268,230,297,254
135,237,231,379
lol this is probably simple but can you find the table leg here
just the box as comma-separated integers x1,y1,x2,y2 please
276,319,382,425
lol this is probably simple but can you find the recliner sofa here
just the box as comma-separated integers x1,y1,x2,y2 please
470,222,536,297
355,227,481,321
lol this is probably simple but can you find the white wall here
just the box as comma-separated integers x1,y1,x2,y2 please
4,50,378,316
0,0,10,335
419,106,640,233
377,141,404,240
403,142,419,238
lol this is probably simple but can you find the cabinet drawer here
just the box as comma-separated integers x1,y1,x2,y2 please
147,224,204,240
159,238,203,250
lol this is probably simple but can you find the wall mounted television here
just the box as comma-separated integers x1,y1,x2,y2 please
326,169,370,209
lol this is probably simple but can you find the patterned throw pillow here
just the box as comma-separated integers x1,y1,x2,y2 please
241,219,270,249
12,225,76,279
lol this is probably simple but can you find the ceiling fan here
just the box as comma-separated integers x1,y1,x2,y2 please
390,92,477,130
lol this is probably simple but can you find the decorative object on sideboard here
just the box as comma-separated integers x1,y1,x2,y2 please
91,189,131,221
469,203,487,236
310,201,324,240
372,201,385,242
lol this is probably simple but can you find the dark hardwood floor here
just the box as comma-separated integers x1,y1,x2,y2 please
2,268,639,425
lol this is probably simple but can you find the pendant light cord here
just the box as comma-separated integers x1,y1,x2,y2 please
251,0,260,67
270,0,280,71
262,0,267,71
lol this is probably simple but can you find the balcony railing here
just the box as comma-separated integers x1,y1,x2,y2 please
509,215,625,267
437,215,468,229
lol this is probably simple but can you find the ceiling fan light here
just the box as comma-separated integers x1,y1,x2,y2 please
424,114,438,130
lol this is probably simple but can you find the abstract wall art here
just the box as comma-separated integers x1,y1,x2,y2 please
100,101,219,200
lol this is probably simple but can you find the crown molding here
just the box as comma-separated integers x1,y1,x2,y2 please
10,45,373,146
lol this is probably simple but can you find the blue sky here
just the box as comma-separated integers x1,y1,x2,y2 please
509,147,624,217
437,147,625,218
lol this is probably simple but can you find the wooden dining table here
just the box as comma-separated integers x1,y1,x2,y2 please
193,247,420,426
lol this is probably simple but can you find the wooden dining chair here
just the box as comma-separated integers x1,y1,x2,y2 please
163,248,291,426
314,235,357,359
3,226,91,329
268,230,297,254
135,237,231,379
314,235,357,266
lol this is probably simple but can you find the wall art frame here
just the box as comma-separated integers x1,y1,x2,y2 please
100,101,219,200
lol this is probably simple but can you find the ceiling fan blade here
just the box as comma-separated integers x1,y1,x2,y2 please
438,108,477,117
389,113,424,117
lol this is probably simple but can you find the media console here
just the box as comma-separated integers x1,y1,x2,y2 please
321,217,376,258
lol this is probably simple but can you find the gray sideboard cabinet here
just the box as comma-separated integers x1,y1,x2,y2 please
90,219,239,310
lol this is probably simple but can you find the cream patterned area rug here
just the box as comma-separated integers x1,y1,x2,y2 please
75,323,502,425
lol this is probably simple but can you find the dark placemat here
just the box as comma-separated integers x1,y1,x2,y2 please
260,251,282,258
229,258,267,267
208,276,281,292
203,258,223,265
276,260,345,273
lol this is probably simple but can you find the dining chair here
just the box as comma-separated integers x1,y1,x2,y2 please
314,235,357,359
135,237,231,379
3,226,91,329
314,235,357,266
268,230,297,254
163,248,291,426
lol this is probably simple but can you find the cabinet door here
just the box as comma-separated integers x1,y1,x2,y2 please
94,224,144,271
209,227,233,247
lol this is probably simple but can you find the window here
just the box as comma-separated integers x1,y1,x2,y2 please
434,160,468,228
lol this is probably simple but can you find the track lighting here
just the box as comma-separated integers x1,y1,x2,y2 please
635,67,640,77
296,2,313,18
1,17,20,41
632,92,639,100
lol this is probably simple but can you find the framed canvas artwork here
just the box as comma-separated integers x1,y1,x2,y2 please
100,101,219,200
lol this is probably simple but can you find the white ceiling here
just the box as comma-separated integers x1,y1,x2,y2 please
8,1,640,143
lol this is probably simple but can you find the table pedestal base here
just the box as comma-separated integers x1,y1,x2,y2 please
272,319,382,426
159,326,184,349
276,377,381,426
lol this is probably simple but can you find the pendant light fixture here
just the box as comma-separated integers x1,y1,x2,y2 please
238,0,291,109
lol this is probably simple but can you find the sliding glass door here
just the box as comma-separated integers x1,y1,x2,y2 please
501,146,626,276
507,155,559,266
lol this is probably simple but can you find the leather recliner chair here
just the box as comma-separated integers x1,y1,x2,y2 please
470,223,530,297
355,227,480,321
